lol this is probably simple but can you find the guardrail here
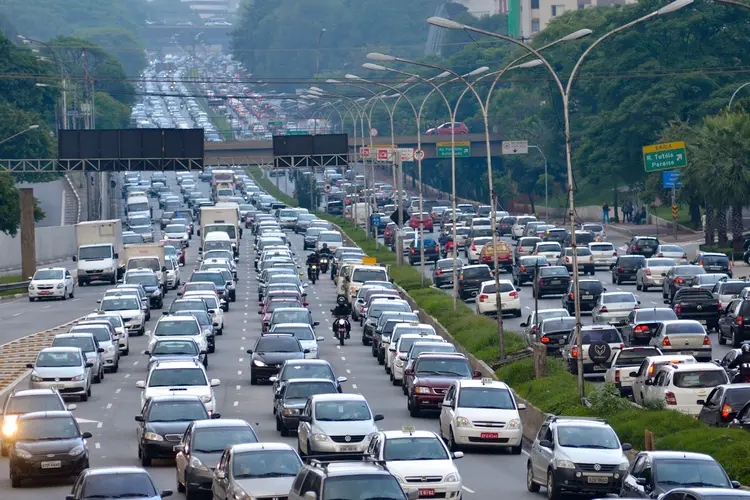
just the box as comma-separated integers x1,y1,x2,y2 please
0,281,29,293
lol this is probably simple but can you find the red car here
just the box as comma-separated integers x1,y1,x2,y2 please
408,213,434,232
425,122,469,135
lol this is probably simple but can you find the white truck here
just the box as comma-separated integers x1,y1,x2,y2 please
200,205,240,256
351,203,369,226
73,220,124,285
123,243,167,291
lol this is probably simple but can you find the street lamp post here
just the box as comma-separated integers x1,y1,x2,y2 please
728,81,750,110
428,0,694,397
18,35,68,130
0,125,40,146
316,29,327,74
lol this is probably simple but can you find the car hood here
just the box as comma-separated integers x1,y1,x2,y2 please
413,375,470,388
387,459,456,478
31,279,65,286
556,446,626,466
147,420,193,436
113,309,142,320
16,437,83,455
282,398,308,409
34,366,85,378
234,477,296,497
314,419,377,436
141,285,160,293
193,450,223,469
255,352,306,365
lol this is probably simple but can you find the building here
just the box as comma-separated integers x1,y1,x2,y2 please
453,0,508,16
180,0,238,19
515,0,637,39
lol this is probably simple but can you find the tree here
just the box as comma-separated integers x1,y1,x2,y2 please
73,27,147,78
93,92,132,129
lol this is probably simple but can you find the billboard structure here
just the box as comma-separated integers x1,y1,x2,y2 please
272,134,349,168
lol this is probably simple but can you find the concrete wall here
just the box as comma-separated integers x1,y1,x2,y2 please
0,225,76,273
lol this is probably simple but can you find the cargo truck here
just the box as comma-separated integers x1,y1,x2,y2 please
123,243,167,292
73,220,124,285
199,205,240,256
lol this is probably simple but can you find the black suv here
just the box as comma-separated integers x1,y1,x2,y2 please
562,279,605,313
534,266,570,298
611,255,646,284
694,252,732,278
719,298,750,347
626,236,660,258
563,230,595,247
457,264,492,301
512,256,549,286
247,334,309,385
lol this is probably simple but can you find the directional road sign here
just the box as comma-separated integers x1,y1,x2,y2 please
377,148,390,161
268,121,283,128
436,141,470,158
662,171,682,189
398,148,414,162
414,149,425,161
359,147,371,159
502,140,528,154
642,141,687,172
672,205,679,219
287,130,309,136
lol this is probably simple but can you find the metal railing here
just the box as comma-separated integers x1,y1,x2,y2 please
0,281,30,293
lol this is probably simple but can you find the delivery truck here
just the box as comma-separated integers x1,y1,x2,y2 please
123,243,167,292
73,220,124,285
199,205,240,256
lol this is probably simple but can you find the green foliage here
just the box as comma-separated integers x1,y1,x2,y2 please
93,92,132,129
72,27,147,78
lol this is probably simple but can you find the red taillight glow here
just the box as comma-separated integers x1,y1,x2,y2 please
520,265,526,272
619,266,624,272
703,335,711,346
471,243,476,251
634,325,648,333
510,291,519,299
665,391,677,405
675,277,684,284
599,306,608,313
571,346,578,358
646,269,652,276
613,251,618,256
739,315,744,325
565,257,571,263
722,404,733,419
541,336,550,343
657,253,664,257
569,293,575,300
479,294,489,302
615,369,621,383
436,270,442,275
662,336,672,346
675,304,682,315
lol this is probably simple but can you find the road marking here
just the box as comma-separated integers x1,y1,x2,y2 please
239,357,244,363
346,369,351,374
522,449,530,456
233,401,239,407
97,422,103,429
236,385,241,390
42,305,51,309
133,361,139,366
12,312,21,317
106,403,112,409
352,384,357,389
95,442,101,449
462,486,475,494
242,336,246,340
124,373,130,378
341,357,346,361
617,287,622,291
237,370,243,375
115,388,121,394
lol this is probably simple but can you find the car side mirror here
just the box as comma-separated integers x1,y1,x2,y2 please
177,292,182,297
66,495,76,500
732,481,741,488
246,349,253,354
25,363,33,369
661,272,667,276
162,266,167,272
210,379,221,387
274,392,282,399
72,256,77,262
135,415,144,422
303,349,310,354
313,321,320,326
304,302,309,306
405,368,414,375
622,443,632,451
215,471,226,480
136,381,145,389
539,439,553,449
452,451,464,459
520,322,528,327
81,432,92,439
97,348,105,353
200,350,207,355
644,379,654,386
373,414,385,422
85,362,94,368
663,299,671,304
472,370,482,378
316,336,324,341
518,403,526,410
211,413,222,419
697,399,706,405
257,311,263,314
269,376,278,383
298,415,311,423
67,404,77,411
337,376,347,383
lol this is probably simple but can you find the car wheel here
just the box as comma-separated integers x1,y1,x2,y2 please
449,428,460,452
10,470,21,488
61,293,67,301
123,346,129,356
141,453,152,467
87,386,91,397
250,374,257,385
69,289,74,299
642,283,649,292
526,462,540,492
733,329,741,348
402,383,408,395
280,424,290,438
28,297,33,302
408,397,420,418
93,371,101,384
719,332,727,345
111,362,119,373
636,281,642,291
510,444,522,455
80,391,88,402
547,470,560,500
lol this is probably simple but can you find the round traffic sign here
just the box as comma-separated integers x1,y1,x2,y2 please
414,149,425,161
323,184,332,193
370,128,378,137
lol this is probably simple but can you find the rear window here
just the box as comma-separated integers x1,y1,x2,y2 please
590,244,614,251
583,224,603,232
472,237,492,246
520,238,542,247
674,288,714,301
620,256,646,266
724,387,750,407
720,282,750,295
636,238,659,247
463,267,491,278
613,348,662,366
471,229,493,238
673,370,727,388
582,329,622,344
437,259,462,269
603,293,636,304
537,244,561,252
636,309,678,322
647,259,676,267
665,322,705,334
481,282,515,294
578,281,603,293
540,267,569,277
576,233,595,244
541,317,576,333
703,255,729,265
674,266,705,276
516,217,536,226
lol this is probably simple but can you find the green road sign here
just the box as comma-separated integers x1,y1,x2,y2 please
287,130,309,135
436,141,470,158
642,141,687,172
268,121,283,128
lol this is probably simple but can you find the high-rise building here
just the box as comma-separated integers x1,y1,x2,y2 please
518,0,637,39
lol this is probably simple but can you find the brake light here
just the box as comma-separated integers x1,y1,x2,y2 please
535,250,539,255
471,243,476,251
718,303,722,311
615,369,621,383
646,269,652,276
634,325,648,333
675,277,684,284
675,304,682,315
520,265,526,272
739,315,744,325
613,251,617,256
657,253,663,257
571,345,578,358
479,294,489,302
619,266,625,272
565,257,570,263
436,270,442,275
722,404,733,419
729,261,733,271
703,335,711,346
599,306,608,313
662,336,671,346
541,336,550,343
510,291,518,299
569,293,574,300
410,249,415,254
633,245,639,251
590,256,594,262
665,391,677,405
538,279,544,287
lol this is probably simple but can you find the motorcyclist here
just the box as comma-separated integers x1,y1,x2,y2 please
318,243,333,257
306,251,320,280
729,343,750,383
331,296,351,338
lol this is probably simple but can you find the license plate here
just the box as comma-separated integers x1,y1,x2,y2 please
699,320,707,325
40,291,51,295
419,489,436,497
587,476,609,484
551,280,562,284
480,432,498,439
90,275,100,280
53,384,65,390
593,365,607,371
41,461,61,469
339,445,358,452
582,295,593,299
693,351,705,356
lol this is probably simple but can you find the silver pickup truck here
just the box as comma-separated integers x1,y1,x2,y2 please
604,346,663,397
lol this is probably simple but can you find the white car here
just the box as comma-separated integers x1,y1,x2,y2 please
316,231,344,252
164,255,181,289
592,292,641,326
136,359,219,413
28,267,75,301
97,294,146,336
269,323,324,359
149,315,207,360
475,279,521,317
603,346,662,398
466,237,492,264
645,362,729,416
70,323,120,373
635,258,676,292
85,312,129,355
588,242,618,268
439,378,524,453
655,244,688,264
368,429,463,499
163,223,189,246
182,291,225,334
534,242,562,262
630,355,697,406
511,216,537,240
453,227,471,248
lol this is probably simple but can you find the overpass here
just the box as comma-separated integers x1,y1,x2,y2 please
203,133,504,164
142,24,231,48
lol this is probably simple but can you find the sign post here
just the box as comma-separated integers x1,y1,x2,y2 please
642,141,687,172
501,140,529,155
359,147,371,160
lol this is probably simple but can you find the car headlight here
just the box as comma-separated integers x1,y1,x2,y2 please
282,408,300,416
56,283,64,289
200,395,212,403
2,416,18,437
253,360,266,367
556,460,576,469
312,433,329,441
393,474,405,484
619,461,630,471
190,456,209,472
14,448,32,459
68,444,85,456
506,419,520,430
415,386,431,394
445,472,460,482
144,432,163,441
455,417,470,427
31,374,42,382
71,374,85,382
28,284,34,290
203,328,213,337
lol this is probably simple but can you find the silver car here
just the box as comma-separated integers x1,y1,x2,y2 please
654,244,688,264
636,258,676,291
51,333,105,384
85,312,129,355
70,323,120,373
593,292,641,326
27,347,92,401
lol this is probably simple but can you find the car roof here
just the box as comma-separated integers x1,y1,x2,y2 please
457,379,511,389
192,418,252,429
284,359,331,366
11,388,62,397
640,451,720,461
40,346,83,353
35,267,66,272
285,378,337,385
381,429,439,439
660,362,724,372
158,315,199,322
230,442,294,453
310,393,366,403
83,466,150,476
53,333,95,339
148,395,204,404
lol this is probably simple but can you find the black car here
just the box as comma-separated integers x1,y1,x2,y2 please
626,236,660,258
273,378,339,436
68,467,172,500
563,230,595,247
512,255,549,286
562,279,605,313
432,258,462,288
719,298,750,347
694,252,733,278
698,384,750,426
270,359,346,396
372,312,420,364
0,389,71,456
175,419,257,497
534,266,570,298
125,272,164,308
247,334,309,385
611,255,646,284
622,307,678,345
620,451,738,497
457,264,493,301
537,317,577,353
136,395,218,466
10,411,92,487
543,228,569,244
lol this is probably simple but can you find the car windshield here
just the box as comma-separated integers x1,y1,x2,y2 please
272,325,314,341
458,388,515,411
152,340,199,356
231,449,300,479
323,475,406,500
384,436,449,461
52,337,94,353
721,282,750,294
127,274,158,286
148,368,207,387
371,303,410,317
154,320,200,337
71,326,110,343
148,401,208,422
590,244,614,251
613,349,662,367
409,344,454,359
703,255,729,265
315,400,371,421
415,357,470,377
557,425,620,449
352,269,388,282
6,395,65,414
205,225,236,239
192,426,258,453
636,309,677,322
256,336,301,352
128,258,159,272
582,329,622,344
462,267,491,279
36,351,82,367
17,416,79,441
266,301,301,312
319,233,342,243
583,224,603,232
674,266,705,276
537,244,560,252
271,310,309,324
33,270,64,280
673,370,728,388
603,293,636,304
123,235,144,244
285,381,337,400
480,282,515,294
78,246,113,260
185,283,215,293
537,310,570,321
521,238,542,247
654,459,730,488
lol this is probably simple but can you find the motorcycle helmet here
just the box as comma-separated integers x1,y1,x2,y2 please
337,296,346,306
742,343,750,355
322,243,328,249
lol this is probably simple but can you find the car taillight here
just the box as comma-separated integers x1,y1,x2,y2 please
646,269,652,276
436,270,442,275
538,279,544,287
739,315,744,325
703,335,711,346
613,251,617,256
571,346,578,358
615,369,621,383
520,265,526,272
722,404,733,419
634,325,648,333
662,336,671,346
569,292,574,300
530,326,537,335
471,243,476,251
675,304,682,315
590,256,594,262
657,253,664,257
665,391,677,405
729,261,733,271
535,250,539,255
599,306,608,313
675,277,684,284
619,266,624,272
541,336,550,343
633,304,640,310
479,294,489,302
510,291,518,299
633,245,639,251
565,257,570,263
718,303,722,311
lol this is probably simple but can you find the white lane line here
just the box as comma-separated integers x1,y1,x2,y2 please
341,356,346,361
462,486,475,494
236,385,241,390
522,449,530,456
244,312,248,315
133,361,139,366
106,403,112,409
115,388,121,394
233,401,239,407
237,370,243,375
95,442,101,449
242,336,246,340
97,422,103,429
346,369,351,374
42,305,51,309
124,373,130,379
239,357,244,363
12,312,21,317
352,384,358,389
617,287,622,291
325,318,330,322
651,301,659,305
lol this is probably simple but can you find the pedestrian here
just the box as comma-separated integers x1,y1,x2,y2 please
638,206,647,225
602,203,610,225
622,200,632,223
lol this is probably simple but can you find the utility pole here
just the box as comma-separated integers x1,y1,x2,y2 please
20,189,36,280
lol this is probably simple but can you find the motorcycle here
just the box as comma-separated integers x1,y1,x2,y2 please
333,317,350,346
308,264,318,284
319,257,329,273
